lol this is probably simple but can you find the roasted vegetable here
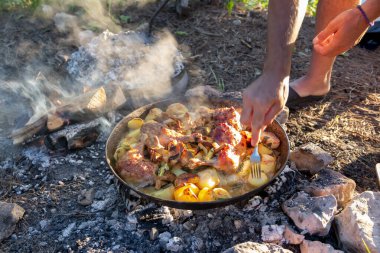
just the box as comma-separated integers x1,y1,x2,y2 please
260,132,280,149
248,171,269,188
258,143,273,155
151,184,175,200
213,188,231,199
237,160,251,177
174,183,199,202
260,154,276,175
157,163,170,176
145,108,163,121
197,168,220,189
166,103,188,117
128,118,144,129
198,187,216,201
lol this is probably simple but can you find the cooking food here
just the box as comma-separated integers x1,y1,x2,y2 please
114,103,281,202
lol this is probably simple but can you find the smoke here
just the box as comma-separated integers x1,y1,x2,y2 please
0,0,182,136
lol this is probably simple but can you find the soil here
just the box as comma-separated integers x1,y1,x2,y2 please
0,1,379,252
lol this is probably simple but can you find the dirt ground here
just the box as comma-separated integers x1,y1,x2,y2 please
0,1,379,252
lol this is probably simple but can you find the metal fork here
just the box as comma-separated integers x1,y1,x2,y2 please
250,146,261,178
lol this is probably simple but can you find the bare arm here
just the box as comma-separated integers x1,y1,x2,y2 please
313,0,380,56
241,0,308,146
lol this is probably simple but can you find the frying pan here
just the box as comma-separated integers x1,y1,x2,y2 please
106,95,290,210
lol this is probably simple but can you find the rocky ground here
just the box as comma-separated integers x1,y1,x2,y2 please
0,1,379,253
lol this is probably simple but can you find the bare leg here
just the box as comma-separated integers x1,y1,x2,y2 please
290,0,359,97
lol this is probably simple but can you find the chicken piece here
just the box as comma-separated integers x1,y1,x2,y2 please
186,144,240,174
116,147,157,186
212,107,242,130
141,121,202,148
213,144,240,174
212,123,242,146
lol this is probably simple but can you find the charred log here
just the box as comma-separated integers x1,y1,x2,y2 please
45,119,102,150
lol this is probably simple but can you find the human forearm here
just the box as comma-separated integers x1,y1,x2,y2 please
361,0,380,22
264,0,308,79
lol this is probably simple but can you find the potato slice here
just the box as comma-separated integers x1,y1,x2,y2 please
128,118,144,129
198,187,216,201
197,168,220,189
145,108,163,121
260,132,280,149
174,183,199,202
166,103,188,117
258,143,273,155
212,188,231,199
260,154,276,175
127,128,141,138
151,184,175,200
248,172,269,188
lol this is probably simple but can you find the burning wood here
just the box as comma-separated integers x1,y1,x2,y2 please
45,119,102,150
11,85,126,145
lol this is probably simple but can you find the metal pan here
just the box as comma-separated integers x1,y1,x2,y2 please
106,95,290,210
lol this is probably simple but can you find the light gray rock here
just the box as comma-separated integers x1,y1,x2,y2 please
290,143,333,174
53,12,78,33
150,227,159,240
0,202,25,242
223,242,293,253
166,237,183,252
233,19,242,26
261,225,285,243
282,192,337,236
78,188,95,206
335,191,380,253
300,240,343,253
302,169,356,208
283,226,304,245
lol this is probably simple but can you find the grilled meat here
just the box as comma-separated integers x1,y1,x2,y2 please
212,123,242,146
212,107,242,130
116,147,157,185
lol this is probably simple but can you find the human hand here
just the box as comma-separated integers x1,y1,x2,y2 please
313,8,369,57
240,73,288,146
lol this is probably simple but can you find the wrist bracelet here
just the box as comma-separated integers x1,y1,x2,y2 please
357,5,374,27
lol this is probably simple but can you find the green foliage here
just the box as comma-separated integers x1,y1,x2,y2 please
175,31,188,36
0,0,41,11
119,15,131,23
210,67,225,92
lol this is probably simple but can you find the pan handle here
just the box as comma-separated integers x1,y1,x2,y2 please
148,0,171,37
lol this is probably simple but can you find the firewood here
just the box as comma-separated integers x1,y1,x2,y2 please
47,114,66,132
10,115,48,145
45,119,102,150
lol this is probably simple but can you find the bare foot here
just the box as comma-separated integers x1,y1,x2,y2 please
290,71,331,97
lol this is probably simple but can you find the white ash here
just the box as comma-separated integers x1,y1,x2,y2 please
166,237,183,252
60,222,76,240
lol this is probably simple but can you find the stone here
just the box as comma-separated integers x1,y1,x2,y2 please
78,30,95,46
283,226,304,245
185,85,222,99
150,227,159,240
282,192,337,236
300,240,343,253
290,143,333,174
232,19,242,26
335,191,380,253
0,202,25,242
261,225,285,243
78,188,95,206
223,242,292,253
53,12,78,33
39,220,50,232
302,169,356,208
166,237,183,252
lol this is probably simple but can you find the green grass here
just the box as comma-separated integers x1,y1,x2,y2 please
0,0,41,11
